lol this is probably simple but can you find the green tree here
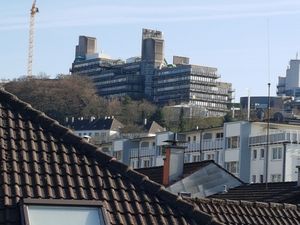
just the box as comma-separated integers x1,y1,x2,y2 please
4,75,105,123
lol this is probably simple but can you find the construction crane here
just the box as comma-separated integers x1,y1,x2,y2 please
27,0,39,77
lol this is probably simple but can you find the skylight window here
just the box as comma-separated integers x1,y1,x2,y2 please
20,199,109,225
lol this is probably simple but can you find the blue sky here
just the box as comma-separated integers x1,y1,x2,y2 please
2,0,300,100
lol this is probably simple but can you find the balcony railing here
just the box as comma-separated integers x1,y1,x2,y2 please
249,131,300,146
202,138,224,150
130,147,156,158
182,138,224,152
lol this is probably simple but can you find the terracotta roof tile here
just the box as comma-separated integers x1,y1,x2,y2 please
189,198,300,225
0,88,219,225
211,182,300,204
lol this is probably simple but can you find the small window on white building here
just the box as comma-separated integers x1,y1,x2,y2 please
21,199,108,225
272,147,282,160
225,161,239,174
260,174,264,183
78,133,82,136
143,159,151,168
252,175,256,183
271,174,282,182
192,155,201,162
252,149,257,160
227,136,240,149
260,148,265,159
206,154,214,160
216,132,223,139
187,137,191,142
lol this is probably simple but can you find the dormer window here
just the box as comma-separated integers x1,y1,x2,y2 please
20,199,109,225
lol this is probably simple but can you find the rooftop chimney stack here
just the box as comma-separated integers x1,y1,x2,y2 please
162,133,186,186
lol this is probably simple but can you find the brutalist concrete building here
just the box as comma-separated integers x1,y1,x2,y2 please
70,29,233,117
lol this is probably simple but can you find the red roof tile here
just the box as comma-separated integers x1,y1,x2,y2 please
190,198,300,225
0,88,220,225
211,182,300,204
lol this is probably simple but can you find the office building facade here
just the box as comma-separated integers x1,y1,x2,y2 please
70,29,233,117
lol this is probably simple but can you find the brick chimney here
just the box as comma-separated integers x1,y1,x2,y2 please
162,147,171,186
162,134,185,186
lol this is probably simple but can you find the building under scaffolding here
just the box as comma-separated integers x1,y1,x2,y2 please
70,29,233,117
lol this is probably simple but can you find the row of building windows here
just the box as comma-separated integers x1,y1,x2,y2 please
252,174,282,183
227,136,240,149
94,77,127,86
252,147,282,160
73,60,101,68
156,76,189,84
225,161,239,174
190,92,228,102
77,132,107,137
100,85,127,92
191,66,218,78
189,100,228,110
92,72,115,80
252,148,265,160
157,68,191,76
130,157,153,168
190,76,216,83
156,84,189,92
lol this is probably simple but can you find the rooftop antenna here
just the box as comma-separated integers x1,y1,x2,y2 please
296,52,298,60
27,0,39,77
265,18,271,190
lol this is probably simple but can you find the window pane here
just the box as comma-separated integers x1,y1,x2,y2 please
27,206,103,225
278,148,282,159
260,149,264,159
272,148,277,159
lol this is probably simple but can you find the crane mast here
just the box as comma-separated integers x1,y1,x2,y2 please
27,0,39,77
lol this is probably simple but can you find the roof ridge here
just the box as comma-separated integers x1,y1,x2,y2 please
0,88,220,225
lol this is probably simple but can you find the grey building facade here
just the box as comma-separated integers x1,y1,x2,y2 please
277,58,300,97
70,29,233,117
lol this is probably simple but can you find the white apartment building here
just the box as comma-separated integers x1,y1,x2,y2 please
183,127,224,164
183,121,300,183
98,120,300,184
249,123,300,183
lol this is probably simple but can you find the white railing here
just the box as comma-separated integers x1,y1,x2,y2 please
202,138,223,150
183,142,201,152
130,147,156,158
249,131,300,145
182,138,224,152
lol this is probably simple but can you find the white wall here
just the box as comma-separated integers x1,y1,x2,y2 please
285,144,300,181
224,122,241,136
250,147,265,183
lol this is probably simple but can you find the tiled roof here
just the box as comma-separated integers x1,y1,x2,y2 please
136,161,214,185
136,160,243,187
190,197,300,225
0,88,220,225
211,182,300,204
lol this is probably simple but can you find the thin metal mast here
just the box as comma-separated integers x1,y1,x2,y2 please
27,0,39,77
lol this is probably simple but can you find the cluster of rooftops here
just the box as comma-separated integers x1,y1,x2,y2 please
0,87,300,225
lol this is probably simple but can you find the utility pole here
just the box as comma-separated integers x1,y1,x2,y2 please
265,82,271,189
27,0,39,77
